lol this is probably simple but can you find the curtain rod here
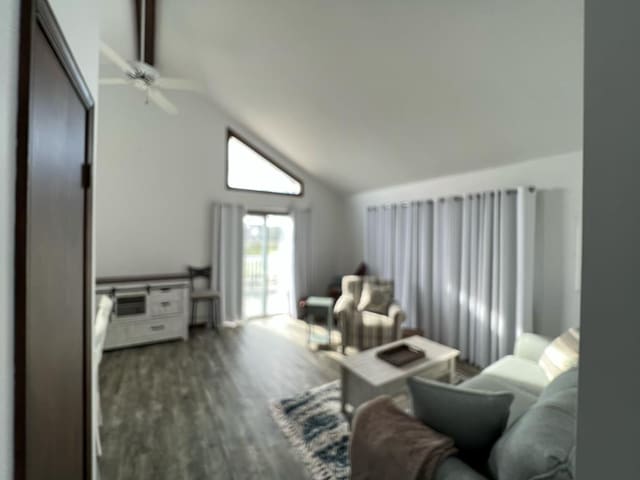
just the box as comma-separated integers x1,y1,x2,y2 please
247,209,290,216
366,186,536,210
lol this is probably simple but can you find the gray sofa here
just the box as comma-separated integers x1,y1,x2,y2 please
352,332,579,479
432,333,578,479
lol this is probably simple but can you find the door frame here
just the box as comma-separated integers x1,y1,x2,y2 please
14,1,95,479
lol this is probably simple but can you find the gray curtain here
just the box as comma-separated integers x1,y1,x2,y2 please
211,203,245,324
290,209,311,317
365,187,536,367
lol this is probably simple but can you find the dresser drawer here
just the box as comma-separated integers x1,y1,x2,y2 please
150,298,182,316
150,288,181,302
149,289,184,317
104,316,187,350
128,318,182,339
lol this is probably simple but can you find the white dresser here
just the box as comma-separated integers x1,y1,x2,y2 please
96,274,190,350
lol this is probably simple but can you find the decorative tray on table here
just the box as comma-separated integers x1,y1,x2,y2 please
376,343,426,367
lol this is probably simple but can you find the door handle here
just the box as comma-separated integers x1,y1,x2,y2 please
150,325,165,331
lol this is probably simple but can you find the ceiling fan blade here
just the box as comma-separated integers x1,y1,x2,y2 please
100,43,133,74
99,78,129,86
155,78,206,94
148,89,178,115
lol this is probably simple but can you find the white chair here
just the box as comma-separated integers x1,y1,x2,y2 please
94,295,113,457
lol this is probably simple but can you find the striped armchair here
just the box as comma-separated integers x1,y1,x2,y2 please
334,275,406,353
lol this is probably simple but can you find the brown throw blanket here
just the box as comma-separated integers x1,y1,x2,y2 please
350,396,457,480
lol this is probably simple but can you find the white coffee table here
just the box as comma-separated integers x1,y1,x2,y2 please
337,335,460,416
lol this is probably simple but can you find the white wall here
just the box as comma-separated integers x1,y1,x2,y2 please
0,1,19,477
344,152,583,338
48,0,100,99
96,87,348,296
0,1,99,478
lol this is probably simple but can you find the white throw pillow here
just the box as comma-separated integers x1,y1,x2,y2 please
538,328,580,381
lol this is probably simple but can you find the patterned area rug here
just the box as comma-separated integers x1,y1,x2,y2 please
270,364,477,479
270,381,350,480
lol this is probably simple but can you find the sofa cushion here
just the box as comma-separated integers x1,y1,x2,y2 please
408,377,513,462
539,367,579,400
482,355,549,395
434,457,489,480
489,369,578,480
538,328,580,381
357,280,394,314
461,374,538,427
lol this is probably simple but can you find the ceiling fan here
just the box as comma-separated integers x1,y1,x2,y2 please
99,0,203,114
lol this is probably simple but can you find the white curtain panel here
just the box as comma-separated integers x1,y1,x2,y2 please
458,191,517,366
399,201,435,330
432,198,463,348
364,187,536,367
364,206,379,273
415,201,434,332
365,204,397,279
516,187,536,340
211,203,245,324
366,201,433,330
379,205,397,278
290,209,312,317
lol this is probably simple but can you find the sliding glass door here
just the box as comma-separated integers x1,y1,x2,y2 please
242,213,294,319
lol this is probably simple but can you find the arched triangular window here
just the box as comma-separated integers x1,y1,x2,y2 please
226,130,304,196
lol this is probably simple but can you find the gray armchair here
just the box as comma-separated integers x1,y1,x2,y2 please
334,275,406,353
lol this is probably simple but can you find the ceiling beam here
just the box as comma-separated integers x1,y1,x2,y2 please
134,0,156,65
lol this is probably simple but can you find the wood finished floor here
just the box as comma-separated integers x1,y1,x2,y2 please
99,317,340,480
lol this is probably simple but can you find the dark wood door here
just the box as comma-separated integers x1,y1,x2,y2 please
15,2,94,479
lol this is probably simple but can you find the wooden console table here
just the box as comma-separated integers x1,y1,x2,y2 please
96,273,190,350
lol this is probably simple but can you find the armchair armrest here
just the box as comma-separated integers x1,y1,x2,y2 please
388,303,406,326
514,333,551,362
334,296,355,317
334,296,356,353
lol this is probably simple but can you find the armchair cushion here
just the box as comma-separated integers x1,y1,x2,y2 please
357,280,393,314
359,311,398,349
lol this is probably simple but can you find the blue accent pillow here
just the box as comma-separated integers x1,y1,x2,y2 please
408,377,514,460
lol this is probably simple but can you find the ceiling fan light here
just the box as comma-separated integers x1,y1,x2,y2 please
133,79,147,91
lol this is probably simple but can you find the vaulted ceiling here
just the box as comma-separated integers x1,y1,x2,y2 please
100,0,583,193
